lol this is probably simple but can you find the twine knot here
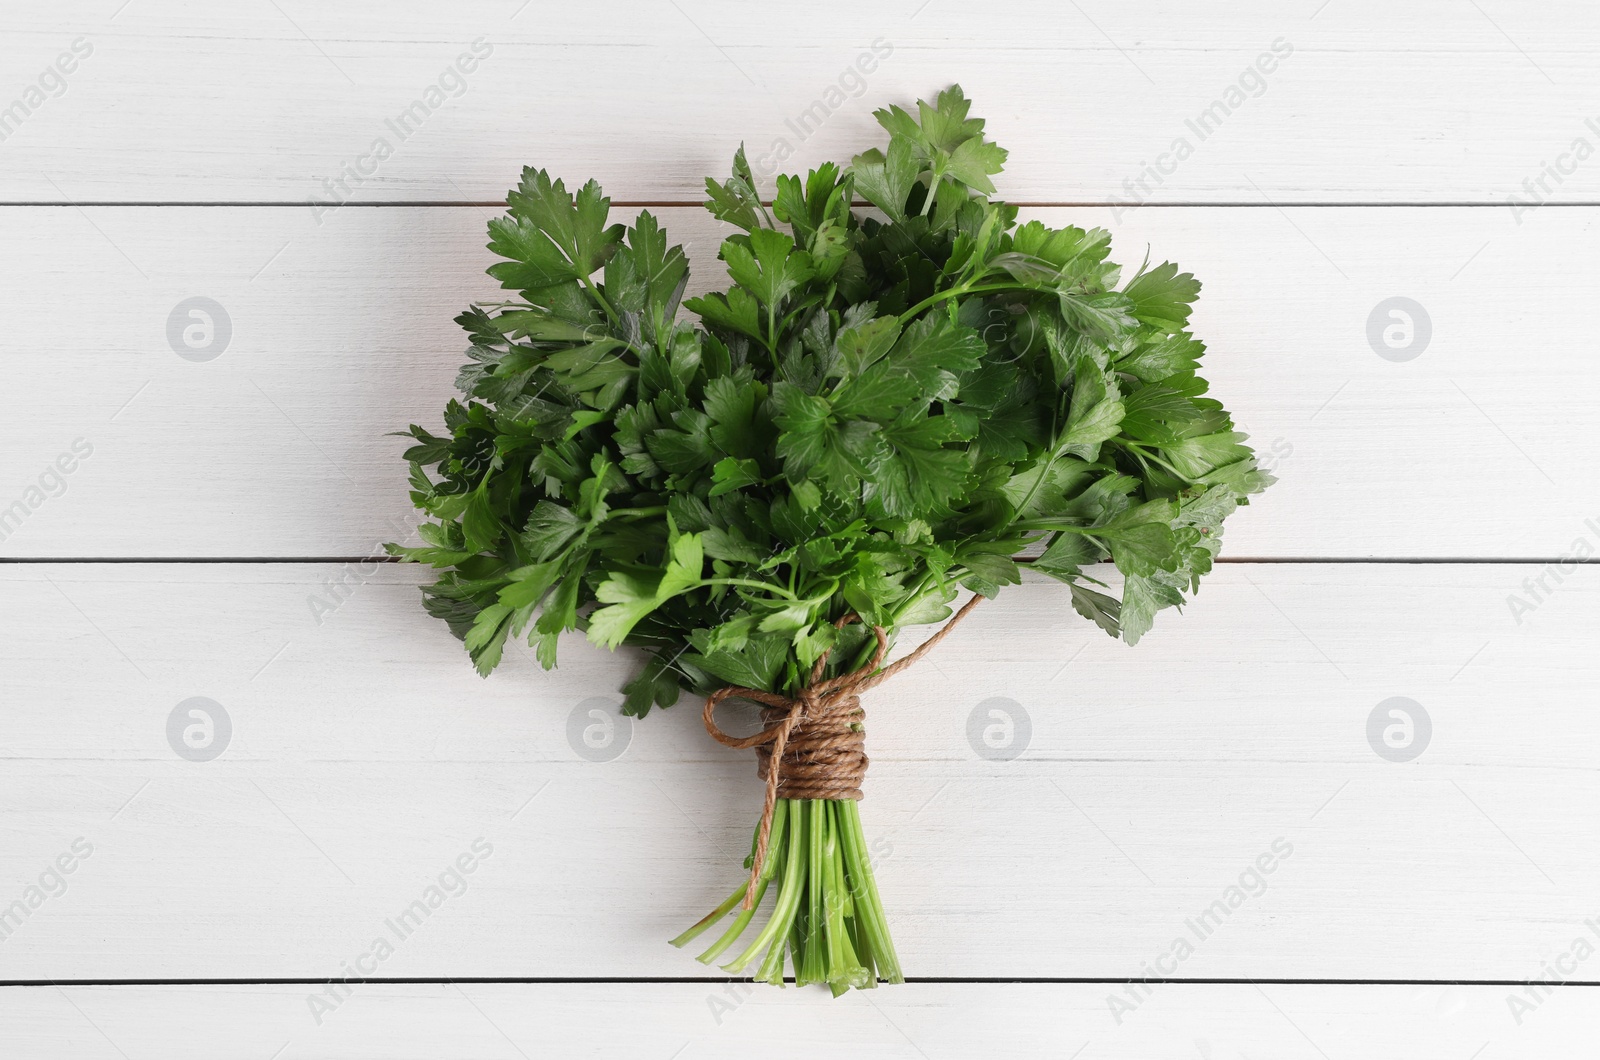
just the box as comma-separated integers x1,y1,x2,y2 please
753,688,868,802
701,595,983,908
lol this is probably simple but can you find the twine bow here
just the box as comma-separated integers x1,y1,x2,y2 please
702,594,983,908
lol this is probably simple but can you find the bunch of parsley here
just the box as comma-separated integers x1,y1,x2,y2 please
391,86,1270,991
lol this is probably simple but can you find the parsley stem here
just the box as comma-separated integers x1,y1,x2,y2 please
692,799,788,962
897,282,1025,324
799,799,827,984
1010,402,1064,519
1011,519,1099,534
669,879,748,949
679,796,893,990
698,876,769,964
839,799,902,982
884,573,936,628
579,276,623,329
723,798,807,972
823,801,867,990
1121,441,1186,478
701,577,801,602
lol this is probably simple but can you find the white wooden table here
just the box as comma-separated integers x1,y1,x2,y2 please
3,2,1597,1055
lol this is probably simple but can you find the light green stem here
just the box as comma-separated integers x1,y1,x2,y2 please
679,797,900,993
839,799,903,983
723,800,806,973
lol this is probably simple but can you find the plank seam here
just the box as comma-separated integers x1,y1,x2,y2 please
1,557,1591,566
0,201,1590,209
6,986,1593,992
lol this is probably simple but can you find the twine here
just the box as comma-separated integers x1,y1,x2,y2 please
702,594,984,908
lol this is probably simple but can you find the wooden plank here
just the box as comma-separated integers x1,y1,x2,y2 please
1,562,1594,979
1,2,1597,203
0,204,1589,559
5,982,1591,1058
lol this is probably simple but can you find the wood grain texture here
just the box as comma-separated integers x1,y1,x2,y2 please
1,2,1597,203
6,982,1592,1059
1,563,1592,980
1,204,1590,559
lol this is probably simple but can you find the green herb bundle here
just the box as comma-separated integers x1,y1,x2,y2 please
391,86,1271,993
